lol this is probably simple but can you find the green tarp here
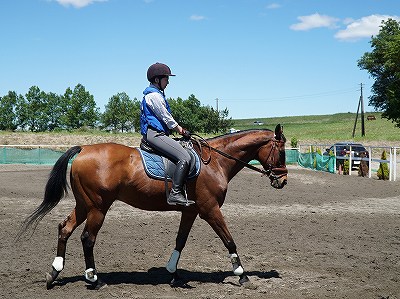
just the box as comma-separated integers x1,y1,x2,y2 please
298,152,335,173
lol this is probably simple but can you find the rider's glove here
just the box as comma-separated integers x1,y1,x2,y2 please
182,129,191,140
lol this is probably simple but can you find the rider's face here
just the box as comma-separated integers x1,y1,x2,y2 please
160,76,169,90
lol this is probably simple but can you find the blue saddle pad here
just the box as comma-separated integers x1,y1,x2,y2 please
138,147,201,181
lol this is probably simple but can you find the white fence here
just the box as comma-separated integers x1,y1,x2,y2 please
297,144,399,181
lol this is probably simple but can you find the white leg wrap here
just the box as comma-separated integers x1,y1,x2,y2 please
166,250,180,273
84,268,98,283
52,256,64,272
229,253,244,276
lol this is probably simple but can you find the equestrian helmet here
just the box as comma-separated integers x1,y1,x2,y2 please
147,63,175,82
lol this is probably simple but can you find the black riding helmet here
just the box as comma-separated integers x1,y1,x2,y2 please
147,63,175,83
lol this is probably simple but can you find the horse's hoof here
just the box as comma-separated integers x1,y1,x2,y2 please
46,269,60,290
86,279,107,290
46,272,54,290
94,280,107,290
170,273,182,287
170,273,191,288
239,274,257,289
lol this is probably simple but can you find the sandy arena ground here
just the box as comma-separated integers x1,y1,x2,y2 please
0,163,399,299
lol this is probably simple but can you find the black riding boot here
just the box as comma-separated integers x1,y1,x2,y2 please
167,160,195,206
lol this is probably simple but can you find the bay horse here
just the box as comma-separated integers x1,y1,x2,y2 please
19,124,288,290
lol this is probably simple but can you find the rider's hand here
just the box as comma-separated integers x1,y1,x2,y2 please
181,129,191,140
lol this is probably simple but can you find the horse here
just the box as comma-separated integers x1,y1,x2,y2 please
19,124,288,290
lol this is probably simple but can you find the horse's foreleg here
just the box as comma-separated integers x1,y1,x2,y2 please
201,206,251,286
81,209,107,290
166,211,197,286
47,207,85,289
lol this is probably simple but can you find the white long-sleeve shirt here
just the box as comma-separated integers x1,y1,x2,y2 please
144,91,178,130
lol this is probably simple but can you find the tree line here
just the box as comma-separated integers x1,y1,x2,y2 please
0,84,233,134
358,18,400,128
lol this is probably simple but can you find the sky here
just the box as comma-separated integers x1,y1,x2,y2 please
0,0,399,119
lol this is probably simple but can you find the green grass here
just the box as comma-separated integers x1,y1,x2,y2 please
1,112,399,147
232,112,400,145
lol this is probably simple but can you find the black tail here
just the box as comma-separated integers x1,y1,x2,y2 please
17,146,82,239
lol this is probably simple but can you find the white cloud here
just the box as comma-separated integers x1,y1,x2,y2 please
335,14,400,41
190,15,206,21
266,3,281,9
290,13,339,31
55,0,107,8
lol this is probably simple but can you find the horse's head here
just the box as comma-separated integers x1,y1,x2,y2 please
257,124,288,189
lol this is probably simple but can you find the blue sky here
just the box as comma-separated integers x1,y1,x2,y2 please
0,0,399,119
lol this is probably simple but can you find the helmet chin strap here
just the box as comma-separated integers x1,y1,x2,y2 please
154,76,166,96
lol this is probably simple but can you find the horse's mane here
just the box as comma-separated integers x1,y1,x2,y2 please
205,129,274,142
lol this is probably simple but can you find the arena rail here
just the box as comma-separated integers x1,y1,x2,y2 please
0,145,301,167
297,144,399,182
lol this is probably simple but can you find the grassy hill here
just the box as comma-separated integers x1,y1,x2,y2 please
232,112,400,146
0,112,399,148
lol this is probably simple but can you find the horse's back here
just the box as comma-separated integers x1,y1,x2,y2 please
71,142,180,211
71,143,141,191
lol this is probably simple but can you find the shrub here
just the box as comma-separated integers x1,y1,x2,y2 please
377,150,389,180
290,137,298,148
343,159,350,175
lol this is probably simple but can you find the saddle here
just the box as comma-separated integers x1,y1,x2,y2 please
138,138,201,181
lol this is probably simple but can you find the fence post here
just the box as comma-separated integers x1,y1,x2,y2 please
1,147,5,163
394,148,397,182
333,146,337,174
368,147,372,178
348,145,352,176
389,147,393,181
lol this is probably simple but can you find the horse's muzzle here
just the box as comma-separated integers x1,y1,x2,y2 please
269,168,288,189
270,176,287,189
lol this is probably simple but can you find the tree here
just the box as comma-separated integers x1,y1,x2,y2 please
168,94,233,134
45,92,63,131
0,91,19,131
19,86,48,132
101,92,137,132
64,84,100,130
358,18,400,127
131,97,141,133
168,96,195,132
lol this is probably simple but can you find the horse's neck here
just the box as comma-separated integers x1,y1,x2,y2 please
209,131,271,177
215,132,268,160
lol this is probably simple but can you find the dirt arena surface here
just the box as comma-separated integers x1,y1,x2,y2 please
1,164,399,299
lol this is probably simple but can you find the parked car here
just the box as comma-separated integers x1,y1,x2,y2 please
323,142,369,169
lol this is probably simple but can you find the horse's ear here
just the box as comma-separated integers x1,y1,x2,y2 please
275,124,286,142
275,124,282,139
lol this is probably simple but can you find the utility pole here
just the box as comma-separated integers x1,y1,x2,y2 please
352,83,366,138
352,95,360,138
360,83,365,136
215,98,219,112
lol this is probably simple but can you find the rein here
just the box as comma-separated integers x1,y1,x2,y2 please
190,134,274,177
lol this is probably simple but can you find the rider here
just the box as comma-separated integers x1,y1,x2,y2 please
140,62,195,206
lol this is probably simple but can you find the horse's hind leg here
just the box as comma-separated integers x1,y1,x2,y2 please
46,206,86,289
80,208,107,290
166,211,198,286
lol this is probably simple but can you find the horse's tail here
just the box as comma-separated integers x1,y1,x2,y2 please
17,146,82,239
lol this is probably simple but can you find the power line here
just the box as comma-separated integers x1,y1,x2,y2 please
220,86,365,102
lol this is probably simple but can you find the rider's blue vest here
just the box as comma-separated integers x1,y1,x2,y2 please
140,85,171,136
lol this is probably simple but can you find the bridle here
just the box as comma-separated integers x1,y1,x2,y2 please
190,134,287,182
